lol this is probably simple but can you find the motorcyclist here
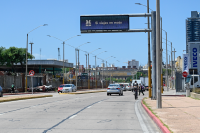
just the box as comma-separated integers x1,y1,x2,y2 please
133,81,138,100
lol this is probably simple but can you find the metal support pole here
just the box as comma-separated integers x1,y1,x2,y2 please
151,11,156,100
156,0,161,108
25,34,28,92
75,49,77,89
32,76,33,94
78,50,80,76
193,70,195,92
63,42,65,84
166,32,168,91
171,42,173,89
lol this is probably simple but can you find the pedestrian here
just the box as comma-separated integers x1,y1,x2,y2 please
133,81,138,100
11,83,15,93
139,83,144,96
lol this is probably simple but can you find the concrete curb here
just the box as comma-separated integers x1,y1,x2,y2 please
0,95,53,103
60,90,107,95
141,98,171,133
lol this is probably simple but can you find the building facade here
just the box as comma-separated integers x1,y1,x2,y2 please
186,11,200,53
128,59,139,69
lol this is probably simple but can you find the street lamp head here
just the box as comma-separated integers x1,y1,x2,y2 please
43,24,48,26
135,3,141,5
98,48,101,49
105,51,107,52
47,35,51,37
77,35,81,36
87,42,90,43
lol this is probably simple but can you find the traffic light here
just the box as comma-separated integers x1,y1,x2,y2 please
83,68,85,72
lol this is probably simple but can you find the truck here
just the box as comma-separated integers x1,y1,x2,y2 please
184,42,200,91
140,77,149,90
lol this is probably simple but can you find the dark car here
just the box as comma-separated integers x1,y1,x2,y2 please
0,85,3,97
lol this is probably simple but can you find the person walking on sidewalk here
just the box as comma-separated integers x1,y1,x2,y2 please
133,81,138,100
139,83,144,96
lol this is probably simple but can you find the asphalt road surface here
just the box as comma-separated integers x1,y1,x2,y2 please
0,90,161,133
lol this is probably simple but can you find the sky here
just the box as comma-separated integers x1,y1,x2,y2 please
0,0,199,68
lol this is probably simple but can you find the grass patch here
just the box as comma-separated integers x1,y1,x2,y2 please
142,97,173,133
189,96,200,100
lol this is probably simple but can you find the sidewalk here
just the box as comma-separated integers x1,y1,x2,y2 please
143,88,200,133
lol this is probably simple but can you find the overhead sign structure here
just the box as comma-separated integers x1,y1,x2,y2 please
182,54,189,72
29,70,35,76
182,71,188,78
80,15,129,31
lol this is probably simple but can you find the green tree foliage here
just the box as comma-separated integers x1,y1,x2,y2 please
0,47,34,72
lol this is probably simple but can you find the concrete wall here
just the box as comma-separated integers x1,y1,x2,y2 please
190,92,200,99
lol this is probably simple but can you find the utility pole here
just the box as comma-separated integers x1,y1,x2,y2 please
166,32,168,91
88,53,90,89
147,0,152,99
85,54,87,70
173,48,176,90
40,48,41,60
58,48,60,60
78,49,80,76
160,17,163,93
169,55,170,88
156,0,162,108
95,56,97,88
63,42,65,84
171,42,173,89
29,42,34,60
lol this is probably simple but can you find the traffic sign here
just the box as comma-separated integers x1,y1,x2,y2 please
182,71,188,78
29,70,35,76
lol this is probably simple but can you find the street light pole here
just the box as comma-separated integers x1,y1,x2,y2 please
165,32,168,91
63,42,65,84
171,42,173,89
75,49,77,88
25,24,47,92
95,56,97,88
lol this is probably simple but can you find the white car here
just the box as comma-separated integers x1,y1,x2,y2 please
62,84,77,93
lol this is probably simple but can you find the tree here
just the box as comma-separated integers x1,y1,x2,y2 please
0,47,6,65
0,47,34,72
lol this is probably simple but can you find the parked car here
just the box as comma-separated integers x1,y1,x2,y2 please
107,84,123,96
35,86,45,92
58,84,64,93
62,84,77,93
0,85,3,97
44,85,53,91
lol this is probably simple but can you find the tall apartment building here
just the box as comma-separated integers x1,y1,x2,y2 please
128,59,139,69
186,11,200,53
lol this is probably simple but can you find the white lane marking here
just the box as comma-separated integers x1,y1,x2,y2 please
98,102,101,103
87,106,92,108
69,115,77,119
137,101,154,133
135,100,149,133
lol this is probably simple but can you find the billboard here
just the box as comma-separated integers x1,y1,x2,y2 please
80,15,129,30
188,42,200,70
182,54,189,72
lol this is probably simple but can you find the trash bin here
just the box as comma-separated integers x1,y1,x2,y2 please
186,89,190,97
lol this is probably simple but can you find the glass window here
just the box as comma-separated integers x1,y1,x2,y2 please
59,85,64,87
191,76,198,85
64,85,72,87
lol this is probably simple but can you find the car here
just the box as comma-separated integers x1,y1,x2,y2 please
0,85,3,97
44,85,53,91
58,84,64,93
107,84,123,96
119,84,126,91
125,85,132,91
62,84,77,93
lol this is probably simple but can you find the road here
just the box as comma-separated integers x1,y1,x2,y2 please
0,91,161,133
